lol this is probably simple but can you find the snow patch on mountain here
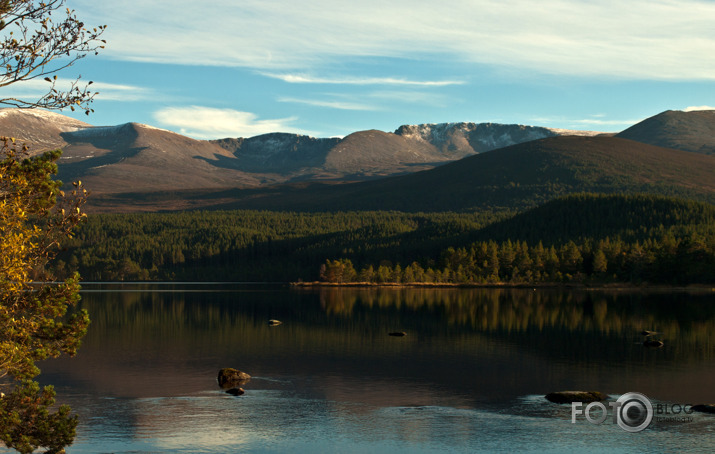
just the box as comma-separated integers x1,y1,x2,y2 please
396,122,470,143
0,108,90,132
241,133,306,157
137,123,183,135
395,122,557,155
546,128,603,137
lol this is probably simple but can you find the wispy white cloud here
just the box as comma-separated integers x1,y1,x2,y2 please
264,73,464,86
92,82,154,102
0,78,153,102
153,106,307,139
277,89,454,112
277,97,375,111
532,116,643,131
684,105,715,111
76,0,715,80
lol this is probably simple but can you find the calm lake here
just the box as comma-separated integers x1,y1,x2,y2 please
28,284,715,452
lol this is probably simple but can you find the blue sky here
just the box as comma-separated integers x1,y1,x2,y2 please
9,0,715,139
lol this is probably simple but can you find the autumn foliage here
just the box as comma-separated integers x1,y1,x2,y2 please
0,138,89,453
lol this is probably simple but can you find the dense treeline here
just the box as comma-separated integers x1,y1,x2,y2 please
319,194,715,285
52,193,714,284
53,210,505,281
475,193,715,244
319,233,714,285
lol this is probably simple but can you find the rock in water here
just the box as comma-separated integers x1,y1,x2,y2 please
218,368,251,389
545,391,608,404
388,332,407,337
268,319,282,326
643,339,664,348
691,404,715,414
226,387,245,396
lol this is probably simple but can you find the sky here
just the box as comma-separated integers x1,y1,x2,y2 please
6,0,715,139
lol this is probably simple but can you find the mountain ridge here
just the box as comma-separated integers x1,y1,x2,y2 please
616,109,715,155
2,108,714,213
0,108,606,190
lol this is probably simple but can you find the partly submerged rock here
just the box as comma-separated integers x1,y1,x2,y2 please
691,404,715,414
388,332,407,337
268,319,282,326
226,387,245,396
643,339,664,348
545,391,608,404
218,368,251,389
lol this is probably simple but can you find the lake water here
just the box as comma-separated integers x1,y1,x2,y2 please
21,284,715,452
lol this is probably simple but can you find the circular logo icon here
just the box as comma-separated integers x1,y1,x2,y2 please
616,392,653,432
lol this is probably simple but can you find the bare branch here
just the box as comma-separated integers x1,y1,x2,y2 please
0,0,106,113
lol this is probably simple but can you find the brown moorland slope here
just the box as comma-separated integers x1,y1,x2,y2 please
617,110,715,155
88,136,715,212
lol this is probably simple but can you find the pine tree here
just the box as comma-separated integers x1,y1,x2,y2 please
593,249,608,275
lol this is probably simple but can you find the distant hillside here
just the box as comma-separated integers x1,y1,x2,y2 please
395,122,599,155
4,107,715,213
89,135,715,212
212,134,341,177
212,129,446,179
616,110,715,155
474,193,715,245
318,136,715,212
211,122,581,180
0,108,602,196
0,108,90,149
54,122,263,193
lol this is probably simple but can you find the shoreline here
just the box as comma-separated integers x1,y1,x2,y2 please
290,281,714,291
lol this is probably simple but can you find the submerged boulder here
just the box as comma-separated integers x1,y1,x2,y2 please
545,391,608,404
388,332,407,337
268,319,282,326
691,404,715,414
218,368,251,389
226,387,245,396
643,339,664,348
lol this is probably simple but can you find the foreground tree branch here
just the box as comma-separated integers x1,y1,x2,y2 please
1,138,89,453
0,0,106,114
0,4,103,450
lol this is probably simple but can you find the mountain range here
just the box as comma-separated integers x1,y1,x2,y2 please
105,134,709,213
0,108,600,190
1,108,713,212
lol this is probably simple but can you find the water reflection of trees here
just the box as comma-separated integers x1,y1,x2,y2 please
315,287,715,351
76,287,715,363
